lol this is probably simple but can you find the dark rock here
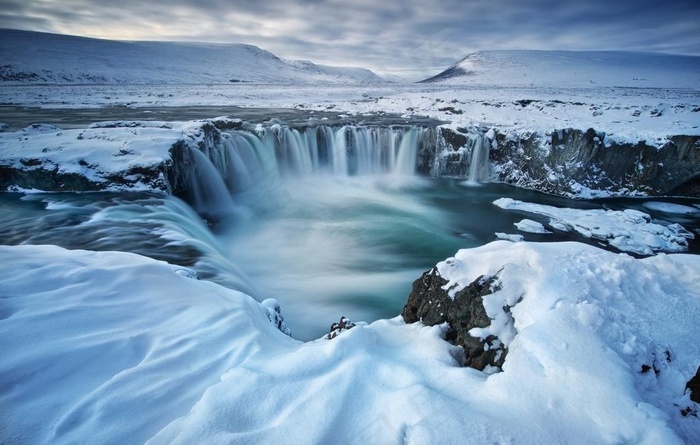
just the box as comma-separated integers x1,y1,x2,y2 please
488,128,700,198
687,366,700,403
416,127,438,175
326,316,356,340
437,106,464,115
401,268,508,370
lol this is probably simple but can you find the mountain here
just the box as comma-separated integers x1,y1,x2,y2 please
0,29,385,85
419,50,700,88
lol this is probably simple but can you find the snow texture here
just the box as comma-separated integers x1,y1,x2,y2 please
495,198,695,255
514,218,551,234
422,50,700,89
0,121,201,191
495,232,525,242
0,29,384,85
2,243,699,444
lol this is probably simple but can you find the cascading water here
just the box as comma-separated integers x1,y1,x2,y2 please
393,127,420,175
188,124,433,189
467,134,491,183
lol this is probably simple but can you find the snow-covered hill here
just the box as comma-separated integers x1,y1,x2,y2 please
0,29,385,85
420,50,700,88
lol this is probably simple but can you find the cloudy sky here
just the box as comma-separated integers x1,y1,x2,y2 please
2,0,699,79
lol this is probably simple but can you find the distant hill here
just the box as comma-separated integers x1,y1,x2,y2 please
419,50,700,88
0,29,385,85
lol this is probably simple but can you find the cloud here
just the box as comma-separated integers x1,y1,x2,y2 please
2,0,699,79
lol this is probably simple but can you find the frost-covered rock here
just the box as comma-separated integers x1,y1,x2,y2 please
261,298,292,337
435,126,700,198
0,121,202,193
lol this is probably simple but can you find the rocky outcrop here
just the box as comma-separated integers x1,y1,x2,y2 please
3,117,697,201
325,316,357,340
435,126,700,198
687,366,700,403
401,268,508,370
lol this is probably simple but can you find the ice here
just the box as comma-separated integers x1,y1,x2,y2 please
495,232,524,242
494,198,694,255
643,201,700,216
514,218,551,234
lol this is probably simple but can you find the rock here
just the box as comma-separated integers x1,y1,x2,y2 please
401,268,507,371
435,126,700,198
687,366,700,403
326,316,356,340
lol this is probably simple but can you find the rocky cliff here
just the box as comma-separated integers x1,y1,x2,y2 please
434,126,700,197
1,118,698,200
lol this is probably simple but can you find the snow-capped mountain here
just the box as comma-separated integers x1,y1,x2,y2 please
0,29,385,85
420,50,700,88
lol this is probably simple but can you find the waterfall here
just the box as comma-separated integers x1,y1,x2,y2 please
467,135,490,183
182,147,233,216
393,127,420,175
177,124,436,214
227,124,431,179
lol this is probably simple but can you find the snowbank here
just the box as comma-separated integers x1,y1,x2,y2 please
0,121,203,192
2,243,699,444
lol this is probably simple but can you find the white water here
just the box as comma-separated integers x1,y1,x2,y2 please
468,134,490,183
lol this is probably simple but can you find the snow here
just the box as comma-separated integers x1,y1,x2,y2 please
422,50,700,89
2,38,698,149
0,120,206,191
495,232,524,242
0,29,385,85
495,197,695,255
1,29,700,445
2,242,699,444
514,218,550,234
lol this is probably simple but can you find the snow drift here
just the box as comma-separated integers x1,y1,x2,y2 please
1,242,699,444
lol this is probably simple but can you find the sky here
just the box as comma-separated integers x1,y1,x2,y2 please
1,0,699,80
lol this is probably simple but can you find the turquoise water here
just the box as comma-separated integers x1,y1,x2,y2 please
1,179,698,339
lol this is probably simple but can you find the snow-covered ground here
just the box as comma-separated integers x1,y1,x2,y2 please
0,120,205,191
2,33,699,147
421,50,700,89
1,242,698,444
3,83,697,148
0,29,384,85
2,30,700,444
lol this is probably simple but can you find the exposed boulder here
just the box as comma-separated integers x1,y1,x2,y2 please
401,267,507,370
687,366,700,403
325,316,356,340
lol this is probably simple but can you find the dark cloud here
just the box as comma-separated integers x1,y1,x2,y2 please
2,0,698,79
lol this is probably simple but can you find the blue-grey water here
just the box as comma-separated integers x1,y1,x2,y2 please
2,178,699,340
